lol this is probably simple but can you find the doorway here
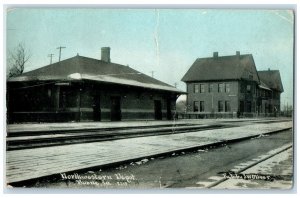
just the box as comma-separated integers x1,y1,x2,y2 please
154,100,162,120
111,96,121,121
93,94,101,121
239,100,244,113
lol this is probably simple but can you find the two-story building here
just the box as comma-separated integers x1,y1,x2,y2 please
181,51,283,118
257,70,284,116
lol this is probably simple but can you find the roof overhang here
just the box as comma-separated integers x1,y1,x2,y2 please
7,73,186,94
258,84,272,91
80,73,185,94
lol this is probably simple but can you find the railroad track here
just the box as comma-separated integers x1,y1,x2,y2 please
6,119,290,151
6,123,236,151
188,144,293,189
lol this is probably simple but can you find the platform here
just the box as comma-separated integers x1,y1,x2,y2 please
6,121,292,184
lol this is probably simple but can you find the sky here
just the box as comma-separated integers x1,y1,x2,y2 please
6,8,294,108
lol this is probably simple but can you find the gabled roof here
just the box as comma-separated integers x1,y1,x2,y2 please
257,70,284,92
8,55,184,93
181,54,260,83
258,80,272,91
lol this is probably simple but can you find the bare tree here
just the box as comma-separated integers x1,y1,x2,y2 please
8,43,31,77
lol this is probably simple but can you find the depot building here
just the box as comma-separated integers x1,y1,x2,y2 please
7,47,184,123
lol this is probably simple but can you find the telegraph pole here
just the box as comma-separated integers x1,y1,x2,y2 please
48,54,54,64
57,46,66,62
150,71,155,78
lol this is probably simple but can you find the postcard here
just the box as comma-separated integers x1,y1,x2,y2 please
5,8,294,190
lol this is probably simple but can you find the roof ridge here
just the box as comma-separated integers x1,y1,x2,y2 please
258,69,280,72
196,53,252,60
73,55,135,68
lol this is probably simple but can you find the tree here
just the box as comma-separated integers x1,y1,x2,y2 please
8,43,31,77
176,99,187,112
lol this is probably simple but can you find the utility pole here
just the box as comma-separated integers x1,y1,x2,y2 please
57,46,66,62
48,54,54,64
150,71,155,78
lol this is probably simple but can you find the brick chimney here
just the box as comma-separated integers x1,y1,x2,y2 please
101,47,111,63
213,52,218,58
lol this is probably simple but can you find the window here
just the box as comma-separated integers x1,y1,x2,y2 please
225,101,231,112
47,89,52,97
200,84,205,93
209,84,213,92
59,87,78,109
240,84,245,93
218,84,224,93
193,101,199,112
59,91,66,109
200,101,205,112
194,84,199,93
218,101,224,112
247,85,251,93
249,72,253,80
225,83,230,93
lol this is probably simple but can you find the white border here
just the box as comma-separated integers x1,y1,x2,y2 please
1,0,298,197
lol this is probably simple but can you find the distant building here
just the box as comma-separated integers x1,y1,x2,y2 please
7,47,184,123
181,51,283,118
257,70,284,115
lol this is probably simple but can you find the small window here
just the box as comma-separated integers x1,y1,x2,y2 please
194,101,199,112
200,101,205,112
249,72,253,80
247,85,251,93
218,101,224,112
225,83,230,93
225,101,231,112
194,84,199,93
48,89,52,97
209,84,213,92
218,84,224,93
200,84,205,93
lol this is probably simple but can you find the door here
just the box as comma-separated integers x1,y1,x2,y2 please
166,99,172,120
239,100,244,113
154,100,162,120
111,96,121,121
246,101,252,112
93,94,101,121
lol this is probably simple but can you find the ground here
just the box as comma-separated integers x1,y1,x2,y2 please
20,128,293,189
